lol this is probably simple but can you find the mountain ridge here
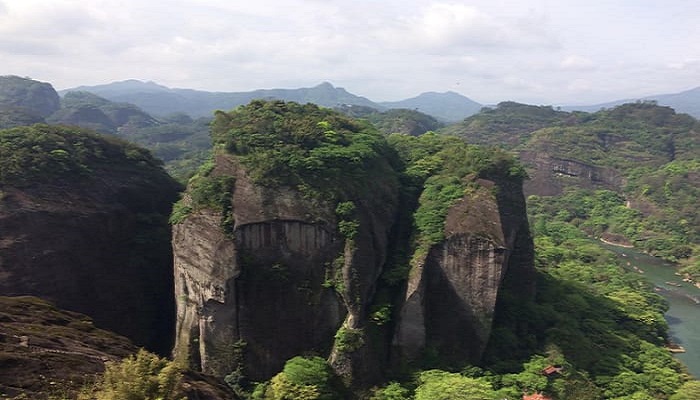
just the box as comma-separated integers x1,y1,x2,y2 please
61,79,482,122
64,78,700,121
562,86,700,117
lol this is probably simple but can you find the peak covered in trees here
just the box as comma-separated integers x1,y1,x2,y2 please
0,123,165,186
0,76,60,128
210,100,396,193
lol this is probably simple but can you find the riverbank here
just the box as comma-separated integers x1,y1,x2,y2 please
599,241,700,378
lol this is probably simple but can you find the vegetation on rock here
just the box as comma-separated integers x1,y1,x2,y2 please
448,101,700,268
0,123,164,186
254,356,340,400
387,131,526,268
0,75,60,119
210,100,397,197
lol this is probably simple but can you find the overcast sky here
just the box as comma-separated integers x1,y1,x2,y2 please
1,0,699,105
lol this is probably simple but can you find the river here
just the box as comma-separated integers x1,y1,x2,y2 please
601,243,700,377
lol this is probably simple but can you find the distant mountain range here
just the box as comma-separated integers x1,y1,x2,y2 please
562,86,700,117
379,91,483,122
63,79,700,122
61,80,483,122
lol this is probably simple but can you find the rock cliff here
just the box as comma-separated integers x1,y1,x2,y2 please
519,150,624,196
173,152,399,382
0,124,181,354
171,101,535,391
392,177,533,367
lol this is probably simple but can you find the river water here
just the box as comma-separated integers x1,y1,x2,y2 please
601,243,700,377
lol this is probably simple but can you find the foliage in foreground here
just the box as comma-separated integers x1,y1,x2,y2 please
77,349,184,400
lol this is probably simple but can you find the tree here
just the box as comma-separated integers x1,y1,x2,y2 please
260,356,339,400
670,381,700,400
414,370,497,400
369,382,411,400
78,349,184,400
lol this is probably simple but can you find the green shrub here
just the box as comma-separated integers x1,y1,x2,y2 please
78,349,184,400
335,201,356,218
260,356,338,400
414,370,497,400
334,326,364,353
369,382,411,400
338,220,359,239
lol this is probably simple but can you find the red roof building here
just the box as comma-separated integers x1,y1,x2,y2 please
542,365,564,376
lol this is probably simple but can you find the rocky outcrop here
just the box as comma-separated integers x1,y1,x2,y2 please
0,296,137,399
0,296,235,400
519,150,624,196
0,126,181,355
392,178,533,366
174,162,534,389
173,155,399,381
172,102,535,391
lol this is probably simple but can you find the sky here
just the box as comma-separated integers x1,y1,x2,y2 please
1,0,699,105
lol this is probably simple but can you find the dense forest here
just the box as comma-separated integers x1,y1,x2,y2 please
0,76,698,399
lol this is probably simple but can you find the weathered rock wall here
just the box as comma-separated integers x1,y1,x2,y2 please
174,157,534,388
392,178,533,367
519,150,624,196
0,175,180,355
173,155,400,381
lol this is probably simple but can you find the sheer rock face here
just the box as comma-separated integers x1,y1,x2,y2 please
519,150,623,196
393,178,534,366
0,172,180,355
173,155,400,381
174,158,534,387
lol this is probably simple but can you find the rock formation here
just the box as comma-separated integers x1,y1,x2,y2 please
519,150,624,196
172,101,535,391
0,124,181,354
392,177,534,367
173,152,399,381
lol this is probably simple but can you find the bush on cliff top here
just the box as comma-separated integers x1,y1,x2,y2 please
210,100,396,196
388,132,526,251
0,123,163,186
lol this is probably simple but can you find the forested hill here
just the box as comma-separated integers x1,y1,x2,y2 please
2,76,452,180
445,100,700,273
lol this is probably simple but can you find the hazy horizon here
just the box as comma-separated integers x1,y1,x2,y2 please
2,0,699,105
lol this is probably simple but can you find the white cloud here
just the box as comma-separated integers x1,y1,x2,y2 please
0,0,698,104
566,79,592,92
560,55,595,71
666,59,699,70
373,3,558,55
